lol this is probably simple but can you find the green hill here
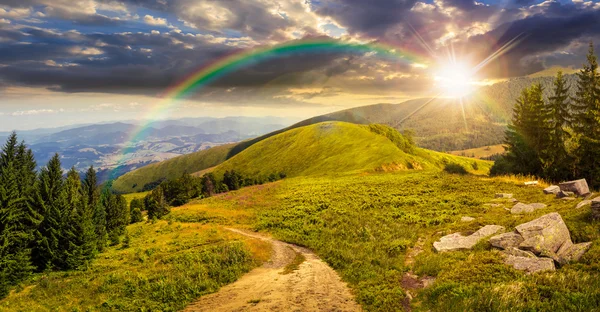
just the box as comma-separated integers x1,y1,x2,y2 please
113,122,491,193
210,122,491,180
112,143,235,193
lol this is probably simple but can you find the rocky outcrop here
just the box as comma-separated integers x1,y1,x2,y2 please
544,185,560,195
516,213,571,255
559,179,590,197
434,225,505,252
487,213,592,273
504,255,555,274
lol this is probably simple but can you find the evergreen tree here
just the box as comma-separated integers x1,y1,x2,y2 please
0,134,39,296
493,85,546,176
31,154,66,271
83,167,106,252
145,186,169,219
544,71,574,181
63,168,96,269
102,189,129,237
572,42,600,188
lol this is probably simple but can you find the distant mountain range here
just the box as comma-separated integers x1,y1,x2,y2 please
0,116,297,182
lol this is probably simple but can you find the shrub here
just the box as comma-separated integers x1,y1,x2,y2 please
444,163,468,174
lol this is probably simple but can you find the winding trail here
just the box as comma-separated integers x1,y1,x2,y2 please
185,228,361,312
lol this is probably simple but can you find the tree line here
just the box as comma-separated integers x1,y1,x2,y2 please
132,170,287,218
0,133,134,297
492,42,600,188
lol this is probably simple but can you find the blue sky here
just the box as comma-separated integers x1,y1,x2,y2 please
0,0,599,130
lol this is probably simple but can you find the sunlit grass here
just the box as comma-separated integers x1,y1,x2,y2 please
0,221,269,312
169,170,599,311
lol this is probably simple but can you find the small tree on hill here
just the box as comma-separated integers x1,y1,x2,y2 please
145,186,169,219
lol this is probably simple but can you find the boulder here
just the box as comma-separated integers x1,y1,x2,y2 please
559,179,590,197
502,247,536,258
557,242,593,264
511,203,534,214
562,197,577,201
515,213,572,255
530,203,547,210
592,197,600,220
434,225,505,252
576,200,592,209
496,193,513,199
461,216,475,222
544,185,560,195
556,190,575,199
504,255,556,274
489,232,524,249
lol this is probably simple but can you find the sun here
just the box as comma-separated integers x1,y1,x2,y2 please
434,61,477,98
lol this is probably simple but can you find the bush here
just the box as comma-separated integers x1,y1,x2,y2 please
444,163,468,174
130,208,143,224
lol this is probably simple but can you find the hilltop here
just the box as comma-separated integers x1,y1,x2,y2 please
113,122,490,192
209,122,490,180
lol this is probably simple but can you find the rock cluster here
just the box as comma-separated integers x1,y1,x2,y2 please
559,179,591,197
543,185,560,195
433,225,505,252
489,213,592,273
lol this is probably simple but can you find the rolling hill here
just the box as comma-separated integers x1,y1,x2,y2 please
113,122,491,193
210,122,491,180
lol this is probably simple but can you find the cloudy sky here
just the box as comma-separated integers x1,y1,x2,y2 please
0,0,599,130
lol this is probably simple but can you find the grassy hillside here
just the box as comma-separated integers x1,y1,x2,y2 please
450,144,505,159
112,143,235,193
0,221,270,311
168,171,600,312
210,122,492,180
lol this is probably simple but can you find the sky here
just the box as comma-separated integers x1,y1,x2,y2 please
0,0,599,130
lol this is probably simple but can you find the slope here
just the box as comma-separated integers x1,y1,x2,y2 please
112,143,235,193
210,122,491,180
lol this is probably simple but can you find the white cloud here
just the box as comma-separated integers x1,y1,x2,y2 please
151,30,160,35
68,46,103,55
144,14,167,26
11,109,60,116
0,7,32,19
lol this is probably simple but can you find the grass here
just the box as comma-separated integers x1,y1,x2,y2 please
282,250,306,275
122,191,149,206
168,170,600,311
112,143,235,193
0,221,270,312
450,144,505,159
211,122,492,180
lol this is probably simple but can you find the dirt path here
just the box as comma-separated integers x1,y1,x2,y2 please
185,228,361,312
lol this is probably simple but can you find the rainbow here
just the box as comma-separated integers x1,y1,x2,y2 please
111,38,428,179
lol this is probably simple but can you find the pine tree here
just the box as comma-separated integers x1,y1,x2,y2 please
83,166,106,252
31,154,66,271
104,191,129,236
544,71,574,181
572,42,600,188
0,134,39,296
62,168,96,269
145,186,169,220
494,85,546,176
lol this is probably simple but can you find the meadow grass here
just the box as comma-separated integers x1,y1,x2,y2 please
0,221,270,312
122,191,149,206
170,170,600,311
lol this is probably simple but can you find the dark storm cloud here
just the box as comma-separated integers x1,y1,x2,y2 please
469,5,600,77
315,0,418,37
